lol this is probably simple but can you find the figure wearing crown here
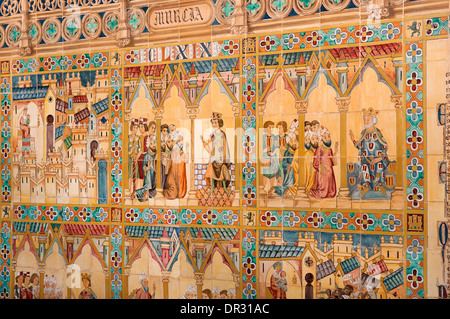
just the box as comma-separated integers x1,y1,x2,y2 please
201,112,232,194
79,273,97,299
349,108,390,197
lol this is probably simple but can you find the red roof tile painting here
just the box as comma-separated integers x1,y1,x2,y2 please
63,224,109,236
73,95,88,103
329,43,402,60
125,65,165,78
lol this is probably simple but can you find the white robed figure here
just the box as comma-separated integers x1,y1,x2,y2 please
201,112,232,194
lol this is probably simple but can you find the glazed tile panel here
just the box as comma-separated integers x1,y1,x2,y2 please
0,0,449,300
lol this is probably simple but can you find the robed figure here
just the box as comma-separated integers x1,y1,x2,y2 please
201,113,232,194
163,133,188,199
19,107,31,154
134,135,157,201
305,128,319,194
268,262,287,299
309,127,338,199
349,108,390,196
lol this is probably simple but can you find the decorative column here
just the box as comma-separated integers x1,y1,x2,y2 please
38,263,45,299
9,261,16,299
153,106,165,205
123,265,131,298
390,94,404,209
186,105,199,205
336,97,352,208
19,0,32,56
232,273,241,298
194,272,204,299
116,0,131,48
294,100,310,207
103,267,110,299
161,271,171,299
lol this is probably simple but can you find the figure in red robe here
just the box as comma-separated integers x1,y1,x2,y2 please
310,127,338,199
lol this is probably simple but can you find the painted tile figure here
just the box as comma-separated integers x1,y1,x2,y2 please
133,135,157,201
349,108,390,197
130,273,156,299
79,273,97,299
163,131,188,199
18,107,31,154
268,262,287,299
201,112,232,195
310,126,338,199
128,119,141,194
261,120,280,194
304,125,319,194
274,120,299,197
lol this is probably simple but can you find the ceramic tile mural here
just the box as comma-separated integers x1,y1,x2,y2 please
0,0,449,301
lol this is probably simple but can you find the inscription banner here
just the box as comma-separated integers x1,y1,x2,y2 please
147,1,213,31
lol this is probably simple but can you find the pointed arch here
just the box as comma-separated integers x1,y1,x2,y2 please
200,237,239,275
303,60,343,100
69,233,107,269
13,230,40,263
42,233,69,265
345,52,401,97
126,237,164,271
127,73,157,110
160,65,191,107
195,64,239,105
178,230,200,273
260,64,301,103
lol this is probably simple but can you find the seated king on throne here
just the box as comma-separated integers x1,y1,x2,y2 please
348,107,396,199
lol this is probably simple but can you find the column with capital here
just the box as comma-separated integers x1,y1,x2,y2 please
122,265,131,298
194,272,204,299
10,260,16,299
153,106,165,205
336,97,352,208
161,271,171,299
103,267,110,299
187,105,199,205
38,263,45,299
232,273,241,298
294,100,311,208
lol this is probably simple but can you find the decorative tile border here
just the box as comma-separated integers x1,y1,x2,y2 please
0,221,11,299
406,235,425,298
242,228,257,299
0,73,11,205
111,67,123,205
258,211,403,232
110,225,123,299
123,208,240,226
11,205,110,223
405,40,424,211
257,22,403,53
242,53,257,208
11,52,109,74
